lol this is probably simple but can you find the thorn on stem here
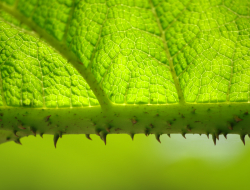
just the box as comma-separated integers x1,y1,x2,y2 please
240,134,246,145
30,127,36,137
212,134,216,145
145,128,150,136
155,134,161,143
54,133,59,148
182,132,186,139
14,138,22,145
100,132,107,145
215,133,219,140
85,134,92,140
223,133,227,139
130,133,134,141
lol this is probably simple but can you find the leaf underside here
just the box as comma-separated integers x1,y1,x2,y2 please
0,0,249,146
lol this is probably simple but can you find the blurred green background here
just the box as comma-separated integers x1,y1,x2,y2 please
0,133,249,190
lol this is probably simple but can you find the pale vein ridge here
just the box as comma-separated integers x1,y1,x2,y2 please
88,2,109,69
227,44,236,102
149,0,185,104
0,1,113,110
62,0,76,44
36,42,46,108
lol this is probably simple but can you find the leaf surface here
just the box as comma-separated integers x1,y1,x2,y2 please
0,0,249,145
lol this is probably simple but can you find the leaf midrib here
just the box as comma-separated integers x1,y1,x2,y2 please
149,0,185,104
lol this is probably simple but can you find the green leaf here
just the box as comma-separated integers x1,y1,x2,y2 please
0,0,249,146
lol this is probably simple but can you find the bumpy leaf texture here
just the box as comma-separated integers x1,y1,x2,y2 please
0,0,249,145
